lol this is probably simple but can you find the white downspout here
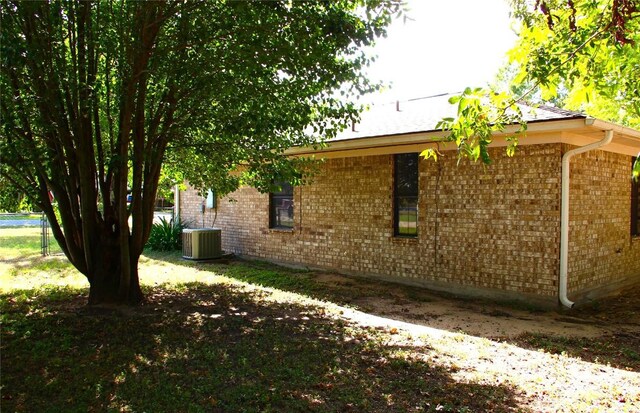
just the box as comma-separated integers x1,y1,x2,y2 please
174,184,180,222
559,129,613,308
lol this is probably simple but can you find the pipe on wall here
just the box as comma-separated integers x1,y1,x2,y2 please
174,184,180,223
559,129,613,308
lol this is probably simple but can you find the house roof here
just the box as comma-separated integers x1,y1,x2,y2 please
332,92,586,142
286,92,640,158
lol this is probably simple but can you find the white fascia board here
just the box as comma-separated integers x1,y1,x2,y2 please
285,118,640,159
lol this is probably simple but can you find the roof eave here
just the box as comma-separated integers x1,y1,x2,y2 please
285,117,595,157
586,118,640,140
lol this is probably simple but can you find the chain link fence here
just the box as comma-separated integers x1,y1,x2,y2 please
0,212,59,257
2,209,174,257
40,212,51,256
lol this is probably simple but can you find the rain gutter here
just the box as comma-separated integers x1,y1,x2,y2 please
559,129,613,308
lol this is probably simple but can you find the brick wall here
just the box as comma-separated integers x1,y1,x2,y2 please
180,143,572,303
567,147,640,299
425,143,562,298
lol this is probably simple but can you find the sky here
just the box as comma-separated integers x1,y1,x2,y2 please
362,0,518,104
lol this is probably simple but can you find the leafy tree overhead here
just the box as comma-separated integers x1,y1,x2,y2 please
0,175,34,212
509,0,639,130
434,0,639,179
510,0,639,177
0,0,401,304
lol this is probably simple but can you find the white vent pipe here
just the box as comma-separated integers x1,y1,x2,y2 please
174,184,180,223
559,130,613,308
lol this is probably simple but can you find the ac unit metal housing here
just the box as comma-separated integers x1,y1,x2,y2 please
182,228,223,260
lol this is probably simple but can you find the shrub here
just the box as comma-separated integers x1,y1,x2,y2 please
146,217,186,251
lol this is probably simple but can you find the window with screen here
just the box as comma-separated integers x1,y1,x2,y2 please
632,157,639,236
269,181,294,230
394,153,419,237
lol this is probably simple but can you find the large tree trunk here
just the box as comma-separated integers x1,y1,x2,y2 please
87,243,143,305
88,262,143,305
46,212,146,306
3,0,395,310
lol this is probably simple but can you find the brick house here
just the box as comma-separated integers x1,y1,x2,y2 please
178,94,640,308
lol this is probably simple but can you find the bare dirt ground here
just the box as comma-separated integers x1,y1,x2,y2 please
312,272,640,340
308,272,640,411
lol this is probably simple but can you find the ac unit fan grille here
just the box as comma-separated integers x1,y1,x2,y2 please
182,228,222,260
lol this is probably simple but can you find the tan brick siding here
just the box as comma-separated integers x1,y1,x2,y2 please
566,146,640,297
425,144,562,297
180,143,572,302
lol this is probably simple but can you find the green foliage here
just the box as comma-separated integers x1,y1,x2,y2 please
509,0,640,129
423,87,525,164
491,62,568,108
146,217,186,252
0,0,402,302
435,1,640,177
155,169,183,203
0,176,33,212
508,0,640,175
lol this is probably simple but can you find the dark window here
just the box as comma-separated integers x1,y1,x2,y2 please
394,153,419,237
632,157,639,236
270,181,294,229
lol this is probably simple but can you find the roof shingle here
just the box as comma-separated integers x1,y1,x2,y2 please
332,93,586,142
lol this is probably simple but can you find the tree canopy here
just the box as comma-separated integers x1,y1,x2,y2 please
434,0,639,179
0,0,400,304
512,0,639,177
510,0,639,130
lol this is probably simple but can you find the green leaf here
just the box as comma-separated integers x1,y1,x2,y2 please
420,148,438,161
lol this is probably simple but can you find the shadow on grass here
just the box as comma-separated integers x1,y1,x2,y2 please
2,254,71,271
143,251,640,374
142,250,398,304
1,282,528,413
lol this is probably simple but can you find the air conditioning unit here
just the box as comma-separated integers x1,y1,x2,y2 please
182,228,223,260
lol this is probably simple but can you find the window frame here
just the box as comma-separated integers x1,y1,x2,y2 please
269,181,294,230
393,153,419,238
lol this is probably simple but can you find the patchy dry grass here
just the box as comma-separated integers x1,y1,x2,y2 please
506,332,640,372
1,228,639,412
2,284,527,413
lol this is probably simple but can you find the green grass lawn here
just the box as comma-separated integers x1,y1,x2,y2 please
0,226,61,257
1,227,45,255
0,229,522,412
2,228,639,412
0,213,41,220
